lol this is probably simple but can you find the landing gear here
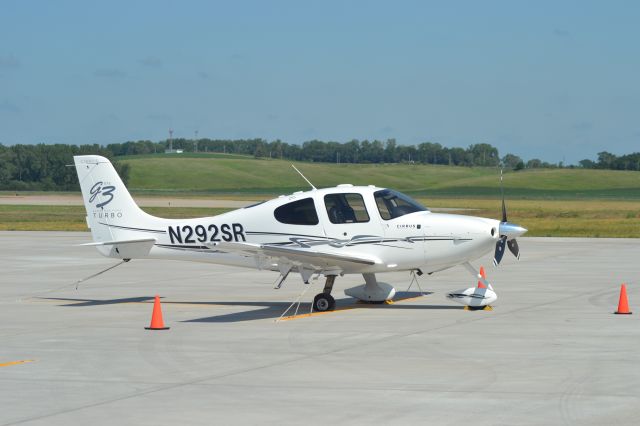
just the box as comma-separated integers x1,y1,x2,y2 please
313,275,337,312
313,293,336,312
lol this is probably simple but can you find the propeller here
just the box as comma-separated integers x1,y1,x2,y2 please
493,169,527,266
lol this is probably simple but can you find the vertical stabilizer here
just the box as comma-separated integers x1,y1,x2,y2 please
74,155,159,248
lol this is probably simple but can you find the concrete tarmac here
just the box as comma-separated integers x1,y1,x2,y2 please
1,231,639,425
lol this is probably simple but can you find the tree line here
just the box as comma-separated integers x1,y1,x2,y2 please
0,144,130,191
578,151,640,171
0,139,638,191
107,138,534,167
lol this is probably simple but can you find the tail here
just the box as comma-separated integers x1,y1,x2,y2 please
74,155,161,257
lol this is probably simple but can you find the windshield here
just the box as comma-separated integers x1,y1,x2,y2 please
374,189,428,220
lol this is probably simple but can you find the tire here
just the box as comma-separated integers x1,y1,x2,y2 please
313,293,336,312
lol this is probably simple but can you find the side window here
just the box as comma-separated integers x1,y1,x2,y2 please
375,196,392,220
274,198,319,225
324,193,370,224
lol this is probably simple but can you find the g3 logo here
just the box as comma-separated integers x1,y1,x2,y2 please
89,182,116,208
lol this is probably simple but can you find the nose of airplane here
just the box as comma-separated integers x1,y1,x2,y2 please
499,222,528,239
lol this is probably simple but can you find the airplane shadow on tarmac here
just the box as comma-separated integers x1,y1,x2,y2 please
40,292,463,323
41,296,156,307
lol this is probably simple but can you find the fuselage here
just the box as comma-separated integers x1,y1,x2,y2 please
94,185,501,275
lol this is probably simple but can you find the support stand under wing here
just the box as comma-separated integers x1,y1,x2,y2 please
446,262,497,308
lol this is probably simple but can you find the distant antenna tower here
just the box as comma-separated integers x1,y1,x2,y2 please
169,129,173,152
194,130,198,153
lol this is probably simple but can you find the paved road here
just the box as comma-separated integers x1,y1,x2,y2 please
1,233,639,425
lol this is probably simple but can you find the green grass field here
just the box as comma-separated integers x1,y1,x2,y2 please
0,205,231,232
120,154,640,199
2,199,638,237
2,155,639,236
427,199,640,238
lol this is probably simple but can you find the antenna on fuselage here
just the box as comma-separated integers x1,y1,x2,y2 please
291,165,317,190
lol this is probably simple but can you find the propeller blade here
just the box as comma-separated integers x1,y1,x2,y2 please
500,169,507,223
507,239,520,259
493,236,507,266
495,169,525,266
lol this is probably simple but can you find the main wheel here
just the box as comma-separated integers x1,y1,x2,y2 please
313,293,336,312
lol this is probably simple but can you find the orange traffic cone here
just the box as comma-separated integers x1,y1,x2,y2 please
615,284,632,315
145,295,170,329
477,266,487,289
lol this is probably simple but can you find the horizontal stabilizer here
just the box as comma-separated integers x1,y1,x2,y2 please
80,238,156,259
80,238,157,247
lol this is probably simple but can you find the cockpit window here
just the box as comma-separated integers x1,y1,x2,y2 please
274,198,319,225
324,193,370,224
374,189,427,220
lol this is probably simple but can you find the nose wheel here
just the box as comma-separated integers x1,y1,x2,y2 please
313,275,337,312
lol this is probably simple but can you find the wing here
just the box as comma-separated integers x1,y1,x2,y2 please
212,241,380,270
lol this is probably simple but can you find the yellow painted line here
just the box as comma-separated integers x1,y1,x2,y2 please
280,294,427,321
0,359,34,368
279,305,359,321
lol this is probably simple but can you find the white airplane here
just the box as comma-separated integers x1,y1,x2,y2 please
73,155,527,312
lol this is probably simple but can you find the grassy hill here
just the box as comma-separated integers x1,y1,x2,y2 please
121,153,640,199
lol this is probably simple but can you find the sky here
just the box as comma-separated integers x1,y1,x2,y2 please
1,0,639,164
